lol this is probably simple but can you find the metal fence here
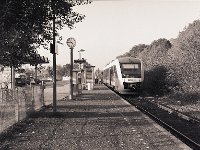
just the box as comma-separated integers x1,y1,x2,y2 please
0,85,44,133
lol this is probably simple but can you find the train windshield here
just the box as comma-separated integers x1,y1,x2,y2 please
120,63,141,78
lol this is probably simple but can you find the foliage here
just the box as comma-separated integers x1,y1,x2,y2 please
138,38,171,70
0,0,91,67
168,20,200,93
143,66,176,95
62,64,71,77
129,44,148,58
117,19,200,96
116,52,131,58
46,65,65,78
47,66,53,78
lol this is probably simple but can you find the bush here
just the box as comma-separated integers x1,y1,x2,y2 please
143,66,173,96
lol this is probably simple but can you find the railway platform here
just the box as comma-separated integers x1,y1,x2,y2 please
0,85,191,150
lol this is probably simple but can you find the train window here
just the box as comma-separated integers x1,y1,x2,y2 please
121,63,141,78
121,64,139,69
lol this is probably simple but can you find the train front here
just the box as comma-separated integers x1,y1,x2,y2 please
119,58,144,94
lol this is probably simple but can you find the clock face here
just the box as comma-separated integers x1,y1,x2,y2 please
66,38,76,48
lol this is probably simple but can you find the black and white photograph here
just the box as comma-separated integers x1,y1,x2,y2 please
0,0,200,149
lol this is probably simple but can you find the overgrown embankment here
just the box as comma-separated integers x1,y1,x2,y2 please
118,20,200,101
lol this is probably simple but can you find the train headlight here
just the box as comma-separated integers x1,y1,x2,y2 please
122,74,129,78
129,84,135,89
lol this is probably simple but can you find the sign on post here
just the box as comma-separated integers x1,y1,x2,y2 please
66,37,76,100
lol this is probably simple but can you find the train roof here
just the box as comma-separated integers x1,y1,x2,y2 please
103,57,142,70
117,57,141,63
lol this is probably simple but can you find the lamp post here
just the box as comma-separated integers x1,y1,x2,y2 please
78,49,85,69
78,49,85,60
66,38,76,100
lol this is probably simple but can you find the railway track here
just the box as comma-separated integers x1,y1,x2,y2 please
120,94,200,150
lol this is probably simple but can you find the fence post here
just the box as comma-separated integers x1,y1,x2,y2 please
31,85,35,111
15,88,19,122
40,81,45,106
11,66,19,122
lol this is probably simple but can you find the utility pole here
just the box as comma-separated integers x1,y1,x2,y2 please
52,0,57,112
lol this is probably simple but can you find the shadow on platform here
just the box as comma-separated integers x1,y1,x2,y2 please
28,110,143,120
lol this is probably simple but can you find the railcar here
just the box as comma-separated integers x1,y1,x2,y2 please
103,57,144,94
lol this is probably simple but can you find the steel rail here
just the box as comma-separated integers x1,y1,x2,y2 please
120,95,200,150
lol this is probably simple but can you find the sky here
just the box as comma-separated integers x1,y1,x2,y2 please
37,0,200,70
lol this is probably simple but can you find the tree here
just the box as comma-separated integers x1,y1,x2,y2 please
168,20,200,92
47,66,53,78
0,0,91,67
129,44,148,57
62,64,71,76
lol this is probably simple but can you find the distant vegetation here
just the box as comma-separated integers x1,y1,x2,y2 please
117,19,200,99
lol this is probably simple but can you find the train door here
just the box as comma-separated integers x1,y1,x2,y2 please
109,67,112,86
110,67,114,87
113,65,117,87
